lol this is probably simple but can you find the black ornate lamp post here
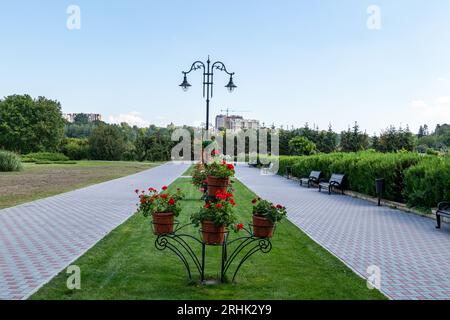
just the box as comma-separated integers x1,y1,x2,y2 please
179,56,237,136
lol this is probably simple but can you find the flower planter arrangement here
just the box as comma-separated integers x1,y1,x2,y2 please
251,198,287,238
204,159,235,197
138,151,285,283
136,186,184,235
191,189,237,245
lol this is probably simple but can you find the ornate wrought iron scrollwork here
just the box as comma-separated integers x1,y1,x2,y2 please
211,61,235,76
154,222,273,283
183,61,205,75
154,223,204,281
221,227,272,282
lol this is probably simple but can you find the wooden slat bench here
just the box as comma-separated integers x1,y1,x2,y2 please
318,173,345,195
300,171,321,188
436,202,450,229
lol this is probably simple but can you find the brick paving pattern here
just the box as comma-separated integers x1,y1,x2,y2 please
0,163,189,300
236,165,450,300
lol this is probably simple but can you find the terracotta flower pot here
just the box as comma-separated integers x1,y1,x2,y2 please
252,215,274,238
152,212,174,235
207,176,229,197
201,220,225,245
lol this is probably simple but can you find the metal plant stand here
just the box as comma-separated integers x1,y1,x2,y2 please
154,222,273,283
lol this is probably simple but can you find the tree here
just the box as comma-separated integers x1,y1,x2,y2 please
340,122,369,152
89,124,127,160
371,134,380,150
377,125,415,152
0,95,65,154
134,127,174,161
316,124,337,153
288,136,316,155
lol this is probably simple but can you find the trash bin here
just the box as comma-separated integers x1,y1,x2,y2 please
375,178,385,206
286,166,291,179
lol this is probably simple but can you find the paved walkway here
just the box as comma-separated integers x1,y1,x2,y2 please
0,162,189,300
236,165,450,300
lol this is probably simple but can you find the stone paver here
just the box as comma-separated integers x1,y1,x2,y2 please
235,165,450,300
0,162,189,300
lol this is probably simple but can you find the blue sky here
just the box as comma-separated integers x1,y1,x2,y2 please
0,0,449,134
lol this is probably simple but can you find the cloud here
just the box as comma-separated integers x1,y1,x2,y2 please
435,96,450,105
108,111,150,127
410,96,450,119
436,77,447,82
410,100,427,109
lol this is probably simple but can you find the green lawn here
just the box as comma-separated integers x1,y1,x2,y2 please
31,168,386,300
0,161,161,209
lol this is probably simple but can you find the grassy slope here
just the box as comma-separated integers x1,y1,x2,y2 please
31,168,385,300
0,161,160,209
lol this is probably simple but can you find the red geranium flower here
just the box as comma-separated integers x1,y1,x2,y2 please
134,189,139,194
204,203,210,209
162,186,168,191
140,198,146,204
161,194,168,199
252,198,257,204
276,204,283,209
227,164,234,170
237,223,244,230
168,199,176,205
217,203,223,209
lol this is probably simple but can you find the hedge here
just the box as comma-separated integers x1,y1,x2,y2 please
403,157,450,209
274,151,448,209
21,152,69,163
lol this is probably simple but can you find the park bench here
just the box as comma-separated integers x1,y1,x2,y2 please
300,171,322,188
261,162,274,175
436,202,450,229
318,173,345,195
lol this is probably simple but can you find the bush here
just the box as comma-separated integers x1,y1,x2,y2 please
403,157,450,209
60,138,90,160
280,151,424,202
0,150,23,172
289,136,316,155
21,152,69,163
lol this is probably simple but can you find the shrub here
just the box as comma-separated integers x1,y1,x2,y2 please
289,136,316,155
280,151,423,202
403,157,450,209
60,138,90,160
0,150,22,172
21,152,69,163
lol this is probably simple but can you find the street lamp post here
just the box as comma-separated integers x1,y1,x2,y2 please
179,56,237,137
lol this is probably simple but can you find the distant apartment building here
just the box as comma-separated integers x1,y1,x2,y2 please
215,114,260,132
63,113,102,123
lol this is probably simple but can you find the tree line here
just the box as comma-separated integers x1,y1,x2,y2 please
0,94,448,161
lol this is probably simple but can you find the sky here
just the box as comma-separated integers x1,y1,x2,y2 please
0,0,449,134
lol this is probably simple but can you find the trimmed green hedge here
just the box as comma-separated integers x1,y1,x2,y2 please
275,151,448,209
403,157,450,209
21,152,69,163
